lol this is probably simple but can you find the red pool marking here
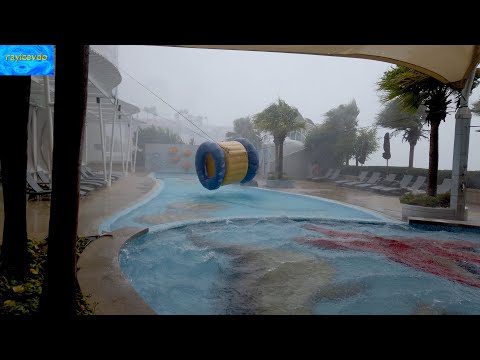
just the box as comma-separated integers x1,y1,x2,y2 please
297,224,480,288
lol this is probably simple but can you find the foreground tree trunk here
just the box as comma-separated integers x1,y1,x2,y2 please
427,120,440,196
278,139,284,180
273,138,279,178
408,142,416,169
0,76,31,273
40,45,89,316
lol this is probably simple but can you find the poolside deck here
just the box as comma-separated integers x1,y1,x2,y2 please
2,174,480,314
256,179,480,226
0,172,156,245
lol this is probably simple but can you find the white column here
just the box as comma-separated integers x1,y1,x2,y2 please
108,99,118,187
83,122,88,166
133,127,139,173
126,115,133,174
32,107,38,180
119,114,125,175
97,98,107,181
43,76,54,176
450,68,477,220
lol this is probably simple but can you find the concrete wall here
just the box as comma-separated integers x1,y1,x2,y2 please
268,149,311,179
145,143,199,174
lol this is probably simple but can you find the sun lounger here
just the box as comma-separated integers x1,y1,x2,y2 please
26,173,51,200
412,178,452,195
373,174,413,194
37,171,89,196
354,172,382,189
342,172,379,187
311,168,332,181
335,171,368,185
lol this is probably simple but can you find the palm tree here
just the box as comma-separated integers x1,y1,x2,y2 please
375,100,428,168
378,66,478,196
253,99,305,179
226,117,263,150
0,76,31,273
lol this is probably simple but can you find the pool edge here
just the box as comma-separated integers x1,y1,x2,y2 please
77,227,156,315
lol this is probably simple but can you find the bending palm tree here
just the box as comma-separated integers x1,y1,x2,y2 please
378,66,478,196
376,100,428,168
253,99,305,180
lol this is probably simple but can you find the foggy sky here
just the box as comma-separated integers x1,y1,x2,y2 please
118,45,480,171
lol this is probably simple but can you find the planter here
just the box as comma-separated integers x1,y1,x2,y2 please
401,204,468,221
266,179,295,188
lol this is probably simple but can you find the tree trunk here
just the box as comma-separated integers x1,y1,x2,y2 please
278,140,284,180
408,142,416,169
355,157,358,167
0,76,31,273
273,138,279,179
40,45,90,316
346,156,349,166
427,120,440,197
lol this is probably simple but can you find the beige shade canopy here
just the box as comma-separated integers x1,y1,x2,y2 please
179,45,480,89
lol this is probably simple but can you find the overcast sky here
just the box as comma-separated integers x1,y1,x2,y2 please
117,45,480,170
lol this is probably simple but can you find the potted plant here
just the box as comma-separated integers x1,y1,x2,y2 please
400,192,464,220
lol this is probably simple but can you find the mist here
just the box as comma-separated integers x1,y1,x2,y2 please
117,45,480,171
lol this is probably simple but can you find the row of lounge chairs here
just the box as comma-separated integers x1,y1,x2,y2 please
26,166,122,200
310,168,452,196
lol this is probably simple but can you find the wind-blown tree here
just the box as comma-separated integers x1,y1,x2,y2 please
305,100,360,167
0,76,31,273
354,128,379,166
253,99,305,179
378,66,479,196
323,100,360,165
472,99,480,115
226,117,263,150
375,100,428,168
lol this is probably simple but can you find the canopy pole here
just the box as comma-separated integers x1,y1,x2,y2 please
43,76,54,177
97,98,107,181
119,113,125,175
83,122,88,166
133,126,139,173
108,99,118,187
450,66,477,220
32,106,38,180
126,115,133,174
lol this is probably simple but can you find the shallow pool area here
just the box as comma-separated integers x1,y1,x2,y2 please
120,217,480,315
104,174,480,315
103,176,388,232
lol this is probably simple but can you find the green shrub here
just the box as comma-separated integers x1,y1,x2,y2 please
0,237,96,315
400,192,451,208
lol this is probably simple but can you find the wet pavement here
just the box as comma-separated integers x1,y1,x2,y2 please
0,172,156,245
257,179,480,226
2,174,480,314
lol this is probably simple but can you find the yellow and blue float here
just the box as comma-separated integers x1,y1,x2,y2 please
195,138,259,190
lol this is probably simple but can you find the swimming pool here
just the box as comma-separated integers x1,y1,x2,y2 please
107,175,480,315
103,176,389,232
120,217,480,315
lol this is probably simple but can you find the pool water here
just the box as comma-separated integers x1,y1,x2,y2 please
120,218,480,315
105,176,387,232
108,175,480,315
